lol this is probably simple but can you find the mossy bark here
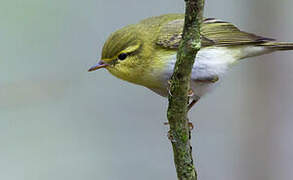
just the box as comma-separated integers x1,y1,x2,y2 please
167,0,205,179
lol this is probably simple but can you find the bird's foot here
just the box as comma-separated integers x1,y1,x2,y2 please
188,89,194,97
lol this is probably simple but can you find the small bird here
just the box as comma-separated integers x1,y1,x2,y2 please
89,14,293,110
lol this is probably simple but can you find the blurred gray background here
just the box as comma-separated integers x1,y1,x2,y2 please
1,0,293,179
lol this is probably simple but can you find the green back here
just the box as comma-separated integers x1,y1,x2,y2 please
154,14,275,49
101,14,275,60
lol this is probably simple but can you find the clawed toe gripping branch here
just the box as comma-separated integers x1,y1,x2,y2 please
166,0,205,179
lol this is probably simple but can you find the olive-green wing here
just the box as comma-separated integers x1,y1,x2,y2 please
156,18,275,49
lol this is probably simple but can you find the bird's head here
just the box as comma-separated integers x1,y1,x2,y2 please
89,23,173,88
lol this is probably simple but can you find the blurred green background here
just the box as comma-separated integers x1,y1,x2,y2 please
1,0,293,179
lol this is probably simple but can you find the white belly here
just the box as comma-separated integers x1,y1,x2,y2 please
190,46,239,98
150,46,269,99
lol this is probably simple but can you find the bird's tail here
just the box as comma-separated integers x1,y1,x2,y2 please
260,42,293,51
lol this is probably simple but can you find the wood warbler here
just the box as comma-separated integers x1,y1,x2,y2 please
89,14,293,110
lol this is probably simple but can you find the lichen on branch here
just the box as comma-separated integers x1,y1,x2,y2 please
167,0,205,179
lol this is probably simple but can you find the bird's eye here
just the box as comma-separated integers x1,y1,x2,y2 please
118,53,128,60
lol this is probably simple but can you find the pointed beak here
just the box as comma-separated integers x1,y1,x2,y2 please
88,60,109,72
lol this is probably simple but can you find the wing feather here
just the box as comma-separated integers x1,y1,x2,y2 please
156,18,275,49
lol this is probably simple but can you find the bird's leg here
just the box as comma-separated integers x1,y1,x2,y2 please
187,89,199,111
187,89,197,129
186,96,199,130
186,75,219,111
188,98,199,111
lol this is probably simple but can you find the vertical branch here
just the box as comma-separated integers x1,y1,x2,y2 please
167,0,205,179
